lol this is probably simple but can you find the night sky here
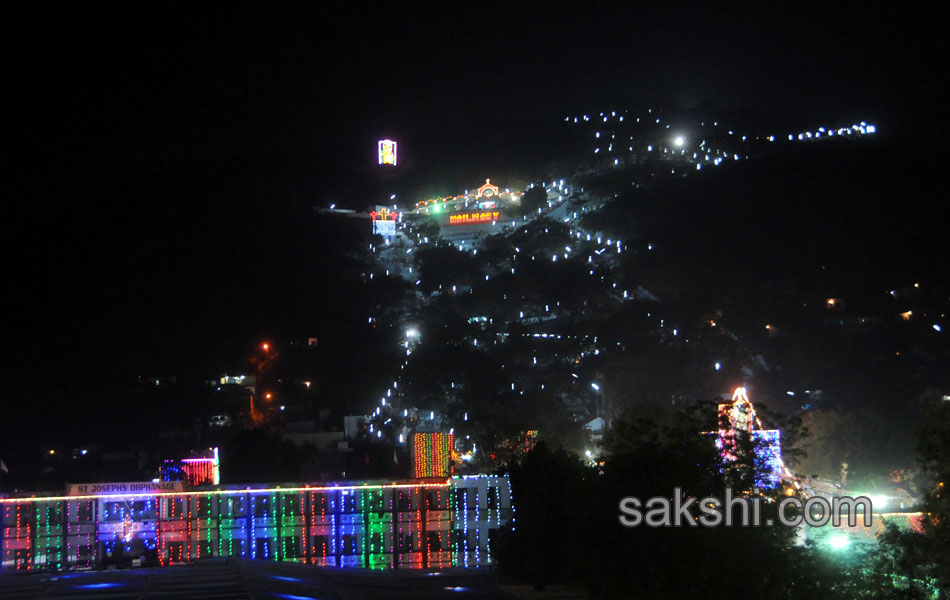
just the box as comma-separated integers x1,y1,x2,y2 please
10,4,938,201
4,5,942,461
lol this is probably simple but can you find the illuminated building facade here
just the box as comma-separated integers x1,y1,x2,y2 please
414,179,520,219
161,448,221,486
0,475,512,572
410,433,454,478
476,179,499,198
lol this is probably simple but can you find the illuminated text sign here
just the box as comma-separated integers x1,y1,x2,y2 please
448,211,500,225
66,481,185,496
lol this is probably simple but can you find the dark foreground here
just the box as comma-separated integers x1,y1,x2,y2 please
0,559,514,599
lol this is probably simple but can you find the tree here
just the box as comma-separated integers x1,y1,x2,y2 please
219,429,318,483
493,442,591,588
414,245,480,295
495,408,852,599
881,395,950,595
519,186,548,216
412,216,440,240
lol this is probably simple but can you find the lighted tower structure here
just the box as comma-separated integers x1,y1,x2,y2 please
717,387,785,489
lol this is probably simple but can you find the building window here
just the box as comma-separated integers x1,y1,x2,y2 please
195,497,215,518
166,498,185,520
340,533,360,555
365,492,386,513
312,535,330,557
427,490,449,510
221,496,246,517
368,532,385,552
340,492,360,514
76,501,95,522
166,542,184,562
283,536,299,559
397,491,415,511
253,497,274,518
255,538,272,559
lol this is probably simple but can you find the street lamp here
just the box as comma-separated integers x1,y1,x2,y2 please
591,382,605,420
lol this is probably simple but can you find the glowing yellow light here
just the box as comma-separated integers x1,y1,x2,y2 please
477,179,499,198
371,207,396,222
378,139,397,166
262,342,270,352
123,513,134,542
899,310,913,321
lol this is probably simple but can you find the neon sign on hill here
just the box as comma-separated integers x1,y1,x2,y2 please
448,211,500,225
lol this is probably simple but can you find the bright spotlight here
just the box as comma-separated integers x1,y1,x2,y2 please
674,136,685,147
828,534,850,550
